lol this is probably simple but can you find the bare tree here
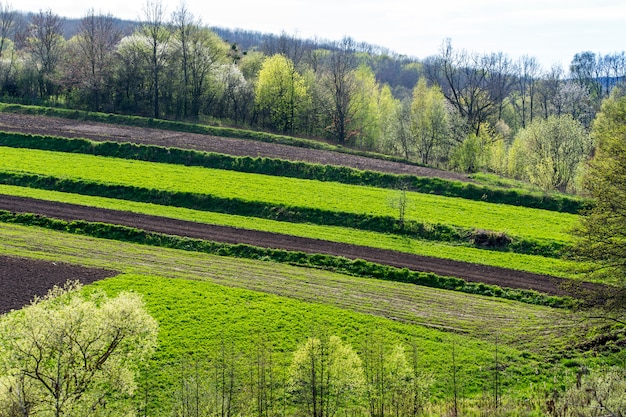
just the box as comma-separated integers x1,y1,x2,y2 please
515,55,541,128
26,9,65,98
485,51,516,121
536,64,563,119
141,0,170,118
76,10,122,111
172,2,193,118
323,37,359,144
172,2,225,119
424,39,510,136
0,1,15,60
0,1,16,93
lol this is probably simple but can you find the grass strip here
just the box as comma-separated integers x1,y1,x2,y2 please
0,131,589,214
0,184,586,279
0,210,573,308
0,171,568,258
0,146,579,243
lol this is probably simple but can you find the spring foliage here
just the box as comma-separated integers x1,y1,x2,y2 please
508,115,592,192
288,335,365,417
0,281,158,417
573,89,626,288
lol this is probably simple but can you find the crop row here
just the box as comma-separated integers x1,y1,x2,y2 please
0,171,568,258
0,221,574,351
0,221,593,410
0,210,573,308
0,146,578,244
0,184,583,278
0,102,413,164
0,131,588,213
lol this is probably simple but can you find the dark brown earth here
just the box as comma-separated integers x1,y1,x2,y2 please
0,194,605,298
0,112,473,182
0,255,118,314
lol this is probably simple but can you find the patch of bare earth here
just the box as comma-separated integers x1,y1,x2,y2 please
0,194,605,298
0,255,118,314
0,112,472,182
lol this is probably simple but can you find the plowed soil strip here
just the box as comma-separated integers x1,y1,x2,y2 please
0,255,118,314
0,112,472,182
0,194,601,298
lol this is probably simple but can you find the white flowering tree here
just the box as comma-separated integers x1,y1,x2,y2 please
0,281,158,417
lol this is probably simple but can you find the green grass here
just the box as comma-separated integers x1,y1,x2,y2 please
0,130,589,214
94,273,571,414
0,210,573,306
0,146,579,243
0,184,589,279
0,101,416,165
0,223,599,410
0,222,571,348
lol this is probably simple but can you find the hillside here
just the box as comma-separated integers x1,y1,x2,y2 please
0,107,621,415
0,112,470,182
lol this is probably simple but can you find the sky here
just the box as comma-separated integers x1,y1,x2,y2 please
12,0,626,70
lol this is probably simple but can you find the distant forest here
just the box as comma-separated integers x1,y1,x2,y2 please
2,3,625,192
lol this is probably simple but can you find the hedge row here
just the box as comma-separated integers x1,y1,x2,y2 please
0,131,590,214
0,210,574,308
0,171,568,258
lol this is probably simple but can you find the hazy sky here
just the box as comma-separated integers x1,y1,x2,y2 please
13,0,626,70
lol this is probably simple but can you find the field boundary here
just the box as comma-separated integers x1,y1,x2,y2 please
0,171,568,258
0,205,577,307
0,131,589,214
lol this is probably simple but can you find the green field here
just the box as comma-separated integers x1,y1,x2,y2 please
0,110,615,416
0,184,587,279
0,146,578,242
1,222,600,413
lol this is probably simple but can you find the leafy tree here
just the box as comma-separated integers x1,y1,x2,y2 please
350,65,399,151
550,80,595,128
0,281,158,417
569,51,602,100
409,78,450,165
0,1,16,91
171,4,227,119
114,33,151,114
213,63,254,123
573,89,626,292
449,130,487,174
288,335,365,417
255,53,309,134
507,114,592,192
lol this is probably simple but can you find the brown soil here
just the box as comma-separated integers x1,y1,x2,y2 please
0,255,118,314
0,112,473,182
0,194,604,298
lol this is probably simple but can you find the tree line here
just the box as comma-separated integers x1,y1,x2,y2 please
0,1,624,192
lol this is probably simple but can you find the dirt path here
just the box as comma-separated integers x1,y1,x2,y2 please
0,194,602,298
0,112,473,182
0,255,118,314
